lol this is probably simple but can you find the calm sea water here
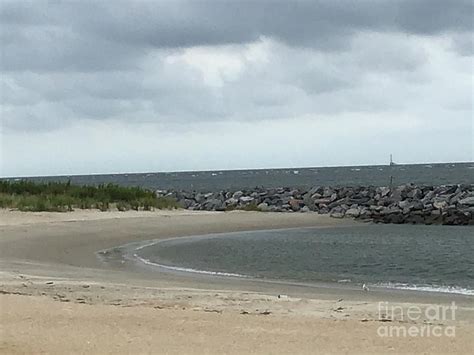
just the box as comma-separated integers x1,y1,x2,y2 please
11,162,474,191
137,225,474,295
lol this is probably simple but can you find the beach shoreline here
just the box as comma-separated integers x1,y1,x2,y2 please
102,227,474,298
1,209,473,353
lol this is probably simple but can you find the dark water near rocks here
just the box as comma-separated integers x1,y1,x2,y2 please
137,225,474,295
10,162,474,192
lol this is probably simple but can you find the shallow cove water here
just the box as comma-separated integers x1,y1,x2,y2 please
136,225,474,295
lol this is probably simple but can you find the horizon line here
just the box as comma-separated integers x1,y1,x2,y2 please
2,160,473,179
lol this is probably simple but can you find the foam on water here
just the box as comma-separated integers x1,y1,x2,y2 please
375,282,474,296
134,254,247,278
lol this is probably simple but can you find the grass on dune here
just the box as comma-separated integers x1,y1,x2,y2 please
0,180,179,212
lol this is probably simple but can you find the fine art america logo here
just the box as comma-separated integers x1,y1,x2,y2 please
377,302,457,337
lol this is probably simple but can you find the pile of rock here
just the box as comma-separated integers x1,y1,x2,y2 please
157,184,474,225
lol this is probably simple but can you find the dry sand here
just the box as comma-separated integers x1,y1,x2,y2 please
0,209,473,354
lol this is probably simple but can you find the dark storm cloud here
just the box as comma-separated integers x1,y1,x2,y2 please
0,0,472,134
392,0,473,34
1,0,472,72
65,0,474,47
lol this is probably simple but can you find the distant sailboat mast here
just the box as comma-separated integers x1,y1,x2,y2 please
389,154,396,166
389,154,396,186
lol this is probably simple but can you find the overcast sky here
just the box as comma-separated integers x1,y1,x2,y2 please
1,0,472,177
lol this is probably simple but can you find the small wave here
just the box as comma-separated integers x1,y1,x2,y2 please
337,279,352,283
134,254,247,278
376,282,474,296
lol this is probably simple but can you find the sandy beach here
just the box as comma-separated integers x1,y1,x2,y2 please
1,209,473,354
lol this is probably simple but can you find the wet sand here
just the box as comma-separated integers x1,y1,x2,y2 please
1,209,473,354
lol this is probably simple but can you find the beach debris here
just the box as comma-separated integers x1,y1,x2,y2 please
377,313,393,322
334,306,345,312
0,290,24,295
53,294,70,302
46,281,54,285
362,284,369,292
360,317,393,323
259,310,272,315
277,294,288,299
203,309,222,314
109,299,122,306
240,310,250,315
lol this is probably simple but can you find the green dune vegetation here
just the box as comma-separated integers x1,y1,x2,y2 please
0,180,179,212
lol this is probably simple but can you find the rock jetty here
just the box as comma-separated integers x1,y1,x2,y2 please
157,184,474,225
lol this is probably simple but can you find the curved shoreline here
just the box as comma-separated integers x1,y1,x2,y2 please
0,210,358,284
1,209,473,303
103,227,474,297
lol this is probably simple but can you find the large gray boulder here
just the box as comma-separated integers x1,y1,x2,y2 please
345,208,360,217
313,197,332,205
330,206,345,218
433,199,449,210
380,187,391,197
458,196,474,206
381,206,401,215
203,198,224,211
232,191,244,199
225,197,239,207
239,196,255,204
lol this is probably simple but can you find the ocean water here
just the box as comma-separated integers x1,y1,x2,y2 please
136,225,474,295
12,162,474,191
